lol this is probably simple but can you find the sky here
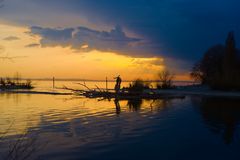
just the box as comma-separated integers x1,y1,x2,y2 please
0,0,239,80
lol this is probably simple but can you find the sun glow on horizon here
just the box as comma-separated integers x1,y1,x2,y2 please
0,23,190,81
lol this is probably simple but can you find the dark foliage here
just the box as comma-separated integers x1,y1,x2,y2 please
0,78,33,90
191,32,240,90
128,79,150,93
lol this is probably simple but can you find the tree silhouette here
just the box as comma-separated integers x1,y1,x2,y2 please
222,31,240,88
191,32,240,90
157,70,174,89
191,45,224,85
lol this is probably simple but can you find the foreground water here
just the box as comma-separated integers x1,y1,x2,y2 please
1,86,240,159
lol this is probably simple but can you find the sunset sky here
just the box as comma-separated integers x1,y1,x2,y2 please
0,0,239,80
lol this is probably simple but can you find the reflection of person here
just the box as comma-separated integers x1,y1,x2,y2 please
114,75,122,93
114,99,121,115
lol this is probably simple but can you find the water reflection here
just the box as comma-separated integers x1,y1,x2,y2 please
114,98,143,113
114,98,173,114
114,99,121,115
0,93,25,105
1,93,191,160
127,99,143,111
193,97,240,144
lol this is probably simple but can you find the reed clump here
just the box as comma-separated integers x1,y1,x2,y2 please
0,78,33,90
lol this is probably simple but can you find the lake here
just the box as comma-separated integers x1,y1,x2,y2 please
0,81,240,160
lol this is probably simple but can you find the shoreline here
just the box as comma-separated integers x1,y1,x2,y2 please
0,90,72,95
1,87,240,98
154,89,240,99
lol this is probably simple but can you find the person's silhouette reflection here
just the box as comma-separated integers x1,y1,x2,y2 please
114,98,121,115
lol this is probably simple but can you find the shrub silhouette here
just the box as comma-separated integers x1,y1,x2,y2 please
0,77,33,90
128,79,150,93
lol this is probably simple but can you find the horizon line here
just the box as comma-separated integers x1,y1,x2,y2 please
18,78,195,83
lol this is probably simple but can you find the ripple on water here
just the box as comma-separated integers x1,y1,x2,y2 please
0,94,196,160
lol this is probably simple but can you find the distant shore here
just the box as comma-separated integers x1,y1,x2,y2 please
6,78,197,83
0,90,72,95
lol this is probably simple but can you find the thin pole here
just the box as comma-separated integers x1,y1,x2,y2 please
53,77,55,89
106,77,108,92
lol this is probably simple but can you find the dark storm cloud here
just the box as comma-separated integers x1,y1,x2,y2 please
29,25,145,56
1,0,240,71
25,43,40,48
30,26,74,47
25,0,240,63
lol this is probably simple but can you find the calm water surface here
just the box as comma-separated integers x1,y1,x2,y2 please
0,82,240,160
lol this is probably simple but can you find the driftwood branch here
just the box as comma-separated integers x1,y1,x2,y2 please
57,86,85,92
95,85,103,92
75,83,92,91
60,81,185,101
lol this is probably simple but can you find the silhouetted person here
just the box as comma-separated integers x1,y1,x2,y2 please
114,75,122,93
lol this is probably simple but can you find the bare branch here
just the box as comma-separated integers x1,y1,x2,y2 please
157,70,174,89
75,82,92,91
58,85,85,92
95,85,103,92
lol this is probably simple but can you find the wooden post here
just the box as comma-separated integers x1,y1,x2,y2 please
53,77,55,89
106,77,108,92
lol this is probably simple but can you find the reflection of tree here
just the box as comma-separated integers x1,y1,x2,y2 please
127,99,143,111
193,97,240,144
149,99,171,112
113,98,143,113
114,98,173,114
